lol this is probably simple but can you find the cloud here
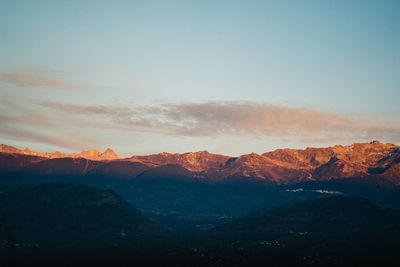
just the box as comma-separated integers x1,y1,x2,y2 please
0,125,100,151
37,100,400,144
0,98,103,152
156,102,356,136
2,99,400,154
0,73,77,90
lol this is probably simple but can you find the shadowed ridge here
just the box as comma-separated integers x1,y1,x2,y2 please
210,195,400,239
0,182,167,262
136,164,197,181
0,152,47,171
20,157,96,175
87,160,150,178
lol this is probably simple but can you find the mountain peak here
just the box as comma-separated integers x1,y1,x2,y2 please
74,148,119,160
101,148,118,160
77,149,102,159
194,150,210,155
370,140,382,145
0,144,21,154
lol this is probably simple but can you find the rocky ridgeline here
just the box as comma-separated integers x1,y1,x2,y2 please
1,141,399,184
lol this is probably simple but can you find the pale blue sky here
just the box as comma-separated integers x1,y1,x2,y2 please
1,1,399,156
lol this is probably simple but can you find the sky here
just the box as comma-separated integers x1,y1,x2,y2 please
1,0,400,157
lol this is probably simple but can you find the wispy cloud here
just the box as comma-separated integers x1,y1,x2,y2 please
0,73,77,90
1,99,400,153
0,98,102,152
37,100,400,143
0,125,100,151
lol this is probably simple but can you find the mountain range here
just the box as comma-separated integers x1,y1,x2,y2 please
1,142,400,266
0,144,119,161
1,140,399,185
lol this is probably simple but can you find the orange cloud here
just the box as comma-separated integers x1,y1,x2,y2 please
38,100,400,144
2,99,400,152
0,125,101,151
0,73,77,90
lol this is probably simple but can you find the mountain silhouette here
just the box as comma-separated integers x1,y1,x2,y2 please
1,141,399,184
203,196,400,266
